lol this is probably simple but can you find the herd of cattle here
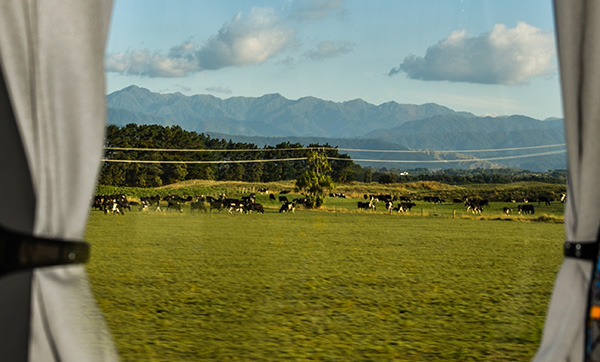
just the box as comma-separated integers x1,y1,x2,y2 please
357,193,563,216
93,192,301,215
93,191,564,216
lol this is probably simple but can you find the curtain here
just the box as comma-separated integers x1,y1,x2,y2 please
533,1,600,361
0,1,118,361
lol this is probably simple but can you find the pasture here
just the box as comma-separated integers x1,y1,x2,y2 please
86,198,565,361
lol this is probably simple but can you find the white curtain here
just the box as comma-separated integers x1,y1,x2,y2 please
0,1,118,361
533,1,600,361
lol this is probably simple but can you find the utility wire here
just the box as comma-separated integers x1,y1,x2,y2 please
102,149,565,165
101,157,308,164
105,143,566,154
327,149,566,163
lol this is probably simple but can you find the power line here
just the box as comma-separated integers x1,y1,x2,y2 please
101,157,308,164
336,143,566,153
102,149,565,165
105,143,566,154
328,149,566,163
105,146,325,153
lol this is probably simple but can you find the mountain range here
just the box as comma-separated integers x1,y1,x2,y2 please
106,85,566,171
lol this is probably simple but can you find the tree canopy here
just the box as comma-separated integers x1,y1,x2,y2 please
295,152,335,209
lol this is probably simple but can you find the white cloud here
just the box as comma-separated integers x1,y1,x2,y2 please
197,7,293,70
105,46,200,77
389,22,556,85
105,7,293,77
305,41,353,60
289,0,345,21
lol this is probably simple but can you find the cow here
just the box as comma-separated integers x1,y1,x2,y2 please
269,194,276,201
518,204,535,214
224,199,245,213
102,195,128,215
247,203,264,214
241,193,256,205
385,201,394,213
399,202,416,212
140,195,161,211
279,196,289,203
357,201,376,211
465,200,482,214
280,190,290,195
293,197,307,206
167,200,183,213
190,197,207,213
279,202,295,213
537,195,552,206
424,196,444,203
503,207,510,215
209,200,225,213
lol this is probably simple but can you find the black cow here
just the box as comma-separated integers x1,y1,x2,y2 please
293,197,307,206
518,204,535,214
269,194,276,201
279,196,289,203
140,195,161,211
247,203,265,214
190,197,207,213
210,200,225,213
167,200,183,213
537,196,552,205
503,207,510,215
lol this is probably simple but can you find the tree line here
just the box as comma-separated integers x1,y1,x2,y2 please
100,124,356,187
99,124,567,187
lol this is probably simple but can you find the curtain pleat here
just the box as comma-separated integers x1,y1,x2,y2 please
0,1,118,361
533,1,600,361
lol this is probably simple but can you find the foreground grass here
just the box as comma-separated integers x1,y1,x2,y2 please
86,210,564,361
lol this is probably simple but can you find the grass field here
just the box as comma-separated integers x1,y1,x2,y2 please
85,197,565,361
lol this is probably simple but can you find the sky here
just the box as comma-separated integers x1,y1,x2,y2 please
105,0,561,120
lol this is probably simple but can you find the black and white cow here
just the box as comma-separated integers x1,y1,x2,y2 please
357,201,376,211
279,202,295,213
397,202,416,212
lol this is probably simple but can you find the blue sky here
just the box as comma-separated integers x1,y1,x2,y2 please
105,0,561,120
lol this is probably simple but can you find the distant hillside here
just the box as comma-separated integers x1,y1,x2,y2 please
106,85,566,171
107,85,467,138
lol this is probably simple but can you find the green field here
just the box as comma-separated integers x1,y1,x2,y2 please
86,196,565,361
